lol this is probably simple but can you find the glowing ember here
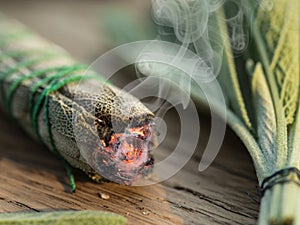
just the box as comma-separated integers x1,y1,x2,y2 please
106,124,154,165
97,121,156,185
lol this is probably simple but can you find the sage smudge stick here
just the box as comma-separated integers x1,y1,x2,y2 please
216,1,300,224
0,13,168,224
243,1,300,224
0,17,156,191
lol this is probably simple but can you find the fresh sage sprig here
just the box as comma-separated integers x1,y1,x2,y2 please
242,0,300,224
191,0,299,224
201,0,300,224
0,211,126,225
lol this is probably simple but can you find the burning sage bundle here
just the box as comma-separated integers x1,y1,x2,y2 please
0,17,156,192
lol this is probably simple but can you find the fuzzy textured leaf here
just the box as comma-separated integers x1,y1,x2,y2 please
252,62,276,168
215,9,253,130
256,0,299,125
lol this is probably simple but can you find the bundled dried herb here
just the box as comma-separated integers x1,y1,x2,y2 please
193,0,299,224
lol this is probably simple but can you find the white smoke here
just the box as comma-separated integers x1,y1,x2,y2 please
133,0,254,172
151,0,252,71
134,0,256,118
73,0,258,183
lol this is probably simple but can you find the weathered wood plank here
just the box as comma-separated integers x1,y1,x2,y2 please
0,109,259,225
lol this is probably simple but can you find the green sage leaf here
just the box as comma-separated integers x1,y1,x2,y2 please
0,210,126,225
257,0,299,125
215,8,253,131
252,62,276,167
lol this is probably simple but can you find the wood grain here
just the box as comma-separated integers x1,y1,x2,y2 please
0,109,259,225
0,1,259,224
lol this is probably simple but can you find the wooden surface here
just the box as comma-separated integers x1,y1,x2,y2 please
0,1,259,224
0,110,259,225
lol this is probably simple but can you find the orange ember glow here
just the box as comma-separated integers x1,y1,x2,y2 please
101,124,154,167
96,121,156,185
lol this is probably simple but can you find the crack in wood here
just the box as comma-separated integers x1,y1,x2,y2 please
172,185,256,219
0,196,39,212
166,199,238,225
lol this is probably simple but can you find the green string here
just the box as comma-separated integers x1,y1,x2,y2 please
62,158,76,193
0,58,43,80
6,66,67,115
0,51,87,192
0,52,61,103
43,74,100,151
30,64,86,142
0,26,105,192
29,65,91,193
43,74,100,192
